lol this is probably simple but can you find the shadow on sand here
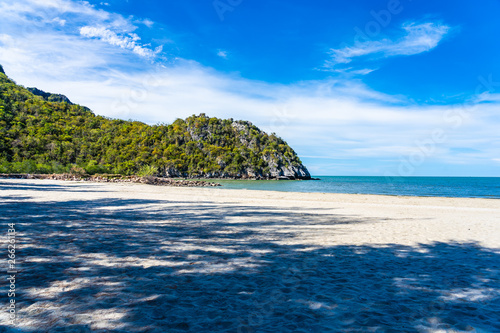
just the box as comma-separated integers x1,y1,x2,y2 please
0,184,498,332
0,180,110,193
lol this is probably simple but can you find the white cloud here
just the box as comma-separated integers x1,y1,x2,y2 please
475,92,500,103
80,26,161,59
347,68,376,75
51,17,66,26
217,50,228,59
0,0,161,60
327,22,451,66
137,18,154,28
21,0,108,19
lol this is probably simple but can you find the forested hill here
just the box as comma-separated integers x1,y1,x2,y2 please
0,67,311,179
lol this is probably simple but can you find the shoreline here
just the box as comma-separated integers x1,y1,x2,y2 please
2,176,500,200
211,176,500,200
2,174,499,199
210,185,500,200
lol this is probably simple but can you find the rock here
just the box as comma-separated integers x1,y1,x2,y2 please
0,174,221,187
27,87,73,104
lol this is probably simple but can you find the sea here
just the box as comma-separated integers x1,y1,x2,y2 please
213,176,500,199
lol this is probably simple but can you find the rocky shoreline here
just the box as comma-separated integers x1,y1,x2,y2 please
0,173,221,187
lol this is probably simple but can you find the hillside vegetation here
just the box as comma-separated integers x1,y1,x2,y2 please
0,67,310,179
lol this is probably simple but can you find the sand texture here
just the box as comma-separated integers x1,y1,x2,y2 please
0,179,499,332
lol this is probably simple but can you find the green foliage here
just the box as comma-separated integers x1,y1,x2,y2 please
0,69,305,177
84,160,111,175
137,165,159,177
0,157,70,174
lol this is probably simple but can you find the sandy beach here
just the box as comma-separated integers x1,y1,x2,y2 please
1,179,499,332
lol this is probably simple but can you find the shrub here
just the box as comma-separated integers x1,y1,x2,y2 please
69,165,87,176
137,165,158,177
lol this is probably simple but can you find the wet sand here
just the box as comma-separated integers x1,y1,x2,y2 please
1,179,499,332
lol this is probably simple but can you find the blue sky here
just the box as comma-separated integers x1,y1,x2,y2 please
1,0,499,176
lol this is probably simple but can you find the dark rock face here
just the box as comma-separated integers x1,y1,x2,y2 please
27,87,73,104
261,151,311,180
229,121,311,180
0,65,5,75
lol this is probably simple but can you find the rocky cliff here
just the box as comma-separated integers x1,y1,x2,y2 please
163,115,311,180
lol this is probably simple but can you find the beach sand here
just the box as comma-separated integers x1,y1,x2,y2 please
1,179,499,332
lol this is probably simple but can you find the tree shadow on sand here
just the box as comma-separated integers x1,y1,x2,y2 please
0,189,498,332
0,181,110,193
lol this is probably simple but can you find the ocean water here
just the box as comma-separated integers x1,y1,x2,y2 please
213,176,500,198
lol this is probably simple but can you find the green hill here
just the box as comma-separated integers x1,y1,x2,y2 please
0,67,310,179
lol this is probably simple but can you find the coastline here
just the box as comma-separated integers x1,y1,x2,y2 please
3,174,499,199
2,179,499,332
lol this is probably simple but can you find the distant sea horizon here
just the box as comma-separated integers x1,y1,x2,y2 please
213,176,500,199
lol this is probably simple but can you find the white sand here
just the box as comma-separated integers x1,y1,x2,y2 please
1,179,499,332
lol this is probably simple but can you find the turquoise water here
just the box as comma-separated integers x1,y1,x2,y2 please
214,176,500,198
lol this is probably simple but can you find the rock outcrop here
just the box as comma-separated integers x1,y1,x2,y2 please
27,87,73,104
180,115,311,180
